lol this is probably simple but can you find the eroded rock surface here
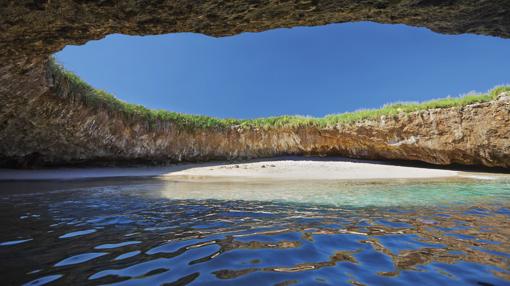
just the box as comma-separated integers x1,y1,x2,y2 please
2,0,510,64
1,61,509,168
1,0,509,167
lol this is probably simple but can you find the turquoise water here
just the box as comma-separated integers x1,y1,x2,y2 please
0,178,509,285
152,179,510,207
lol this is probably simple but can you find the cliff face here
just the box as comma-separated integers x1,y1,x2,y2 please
1,1,510,168
1,61,509,168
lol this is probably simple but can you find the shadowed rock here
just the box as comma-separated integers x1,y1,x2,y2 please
2,0,509,63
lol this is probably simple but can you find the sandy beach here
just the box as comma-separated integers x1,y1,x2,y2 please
0,157,504,181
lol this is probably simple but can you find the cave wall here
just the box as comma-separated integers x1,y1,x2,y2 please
1,0,510,168
1,61,509,168
2,0,509,64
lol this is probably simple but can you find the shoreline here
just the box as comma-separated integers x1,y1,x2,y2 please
0,157,507,182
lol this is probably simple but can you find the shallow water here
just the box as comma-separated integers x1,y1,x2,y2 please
1,178,509,285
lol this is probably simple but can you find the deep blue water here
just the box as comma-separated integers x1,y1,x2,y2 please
0,178,509,286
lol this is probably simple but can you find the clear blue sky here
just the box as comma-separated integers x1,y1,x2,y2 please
55,22,510,119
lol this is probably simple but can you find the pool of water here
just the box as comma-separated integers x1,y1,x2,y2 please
1,178,509,285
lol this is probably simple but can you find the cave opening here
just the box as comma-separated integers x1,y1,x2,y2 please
54,22,510,120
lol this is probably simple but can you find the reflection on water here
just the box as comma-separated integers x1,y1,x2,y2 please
0,178,509,285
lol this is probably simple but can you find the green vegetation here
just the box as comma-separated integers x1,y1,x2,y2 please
48,58,510,130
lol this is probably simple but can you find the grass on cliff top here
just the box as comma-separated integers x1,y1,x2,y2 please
49,59,510,129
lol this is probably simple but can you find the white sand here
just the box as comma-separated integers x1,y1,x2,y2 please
161,159,461,180
0,157,502,181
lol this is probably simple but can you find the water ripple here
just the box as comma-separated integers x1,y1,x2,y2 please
0,178,508,285
58,229,96,239
54,252,108,267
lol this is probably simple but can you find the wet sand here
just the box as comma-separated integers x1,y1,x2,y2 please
0,157,505,181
